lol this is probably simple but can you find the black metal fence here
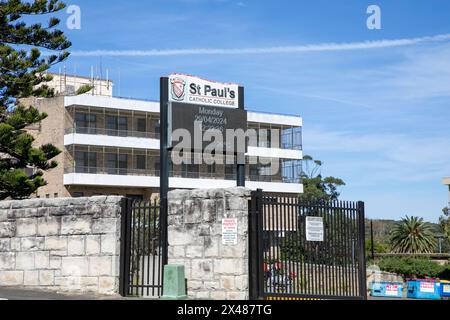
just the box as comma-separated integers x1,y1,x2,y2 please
249,190,367,300
119,199,166,297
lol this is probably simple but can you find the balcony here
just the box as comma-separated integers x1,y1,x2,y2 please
63,166,303,193
65,127,159,139
64,166,159,176
64,166,299,183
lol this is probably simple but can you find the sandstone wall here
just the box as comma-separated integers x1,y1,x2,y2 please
167,188,251,300
0,196,123,295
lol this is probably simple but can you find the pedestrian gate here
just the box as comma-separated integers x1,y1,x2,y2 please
249,190,367,300
119,199,167,297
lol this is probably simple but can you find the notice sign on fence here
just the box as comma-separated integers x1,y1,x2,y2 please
222,218,238,245
305,216,324,242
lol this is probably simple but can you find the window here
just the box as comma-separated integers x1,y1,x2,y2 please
45,194,50,198
259,164,272,176
225,164,236,179
75,113,96,133
118,116,128,132
249,164,259,178
106,153,128,175
207,163,216,174
73,192,84,198
119,154,128,171
75,151,97,173
136,155,146,170
258,126,272,148
106,116,116,132
281,126,302,150
137,118,146,132
54,193,58,198
106,116,128,135
282,160,301,183
155,120,160,139
247,125,259,147
154,159,160,174
181,163,199,178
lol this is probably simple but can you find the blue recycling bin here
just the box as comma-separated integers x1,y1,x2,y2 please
406,279,441,300
440,280,450,299
370,281,403,298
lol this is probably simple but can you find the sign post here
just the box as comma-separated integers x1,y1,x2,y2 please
160,77,169,267
163,73,247,188
160,75,248,269
236,86,245,187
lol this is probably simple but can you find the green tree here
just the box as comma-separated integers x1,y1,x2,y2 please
439,206,450,252
299,155,345,202
389,216,437,254
0,0,89,199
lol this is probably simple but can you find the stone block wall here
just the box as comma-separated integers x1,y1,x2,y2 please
0,196,123,295
167,187,251,300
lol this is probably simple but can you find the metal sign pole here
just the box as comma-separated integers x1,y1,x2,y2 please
236,86,246,187
160,77,169,267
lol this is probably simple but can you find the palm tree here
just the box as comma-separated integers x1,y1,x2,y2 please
390,216,437,254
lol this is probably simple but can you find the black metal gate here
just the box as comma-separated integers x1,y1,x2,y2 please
119,199,167,297
249,190,367,300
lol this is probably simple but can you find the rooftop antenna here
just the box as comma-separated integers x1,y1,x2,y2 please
99,57,103,96
90,65,94,95
95,63,99,96
118,67,121,97
63,65,67,94
59,67,62,94
106,69,110,91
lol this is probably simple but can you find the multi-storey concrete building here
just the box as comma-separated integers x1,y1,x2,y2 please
26,74,303,201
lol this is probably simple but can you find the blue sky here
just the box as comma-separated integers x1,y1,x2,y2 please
45,0,450,222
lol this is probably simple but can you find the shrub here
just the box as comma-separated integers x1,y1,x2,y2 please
376,257,450,279
365,239,390,255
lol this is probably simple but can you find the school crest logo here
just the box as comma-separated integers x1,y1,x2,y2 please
170,78,186,101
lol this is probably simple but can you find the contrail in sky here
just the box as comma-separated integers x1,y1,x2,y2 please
69,33,450,57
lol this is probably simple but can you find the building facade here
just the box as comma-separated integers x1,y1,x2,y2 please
26,74,303,201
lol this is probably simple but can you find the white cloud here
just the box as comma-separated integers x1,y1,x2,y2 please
304,126,450,184
70,33,450,57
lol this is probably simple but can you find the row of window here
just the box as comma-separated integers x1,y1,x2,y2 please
72,152,301,182
73,113,302,150
75,113,155,133
75,152,147,170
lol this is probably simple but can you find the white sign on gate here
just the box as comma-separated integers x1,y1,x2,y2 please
305,216,324,242
222,218,238,245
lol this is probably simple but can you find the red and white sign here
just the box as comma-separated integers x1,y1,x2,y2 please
419,282,435,293
385,284,399,296
222,218,238,245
